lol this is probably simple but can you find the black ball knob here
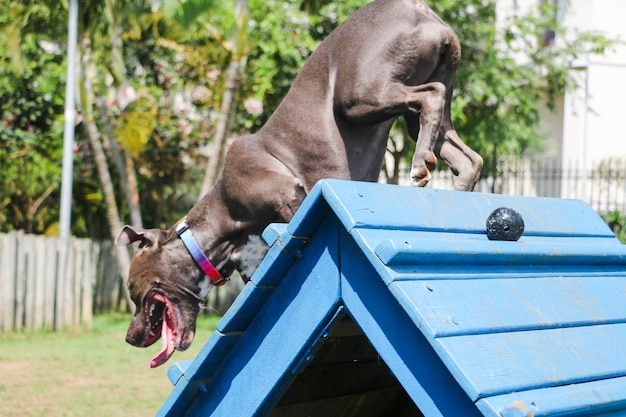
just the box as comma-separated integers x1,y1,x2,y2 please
486,207,525,241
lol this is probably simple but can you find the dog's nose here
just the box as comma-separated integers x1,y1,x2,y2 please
126,332,139,346
125,323,145,347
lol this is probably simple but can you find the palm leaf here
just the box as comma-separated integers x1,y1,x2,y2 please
163,0,220,29
114,96,157,157
0,2,51,74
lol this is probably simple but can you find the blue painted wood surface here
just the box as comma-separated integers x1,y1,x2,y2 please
338,230,482,417
157,179,626,417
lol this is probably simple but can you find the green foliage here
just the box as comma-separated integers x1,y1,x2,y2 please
234,1,311,128
308,0,367,39
439,2,521,158
238,0,365,132
432,0,613,173
0,0,616,239
604,211,626,244
0,1,52,75
162,0,221,30
116,39,222,228
0,36,65,234
114,96,157,156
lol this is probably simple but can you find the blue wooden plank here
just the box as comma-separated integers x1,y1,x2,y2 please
375,237,626,266
318,179,614,237
286,180,331,238
250,227,308,288
261,222,288,245
157,330,241,417
184,216,342,417
339,230,482,417
434,323,626,401
177,330,241,386
390,277,626,339
158,383,195,417
167,360,192,385
476,376,626,417
347,227,626,286
218,282,275,333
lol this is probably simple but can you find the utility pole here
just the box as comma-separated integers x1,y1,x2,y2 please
59,0,78,238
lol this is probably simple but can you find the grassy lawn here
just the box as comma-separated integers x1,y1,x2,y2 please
0,313,220,417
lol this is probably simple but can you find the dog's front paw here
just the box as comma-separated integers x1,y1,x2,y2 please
410,151,437,187
410,169,431,187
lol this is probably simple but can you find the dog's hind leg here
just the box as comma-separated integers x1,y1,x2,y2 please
434,91,483,190
434,130,483,191
435,121,483,191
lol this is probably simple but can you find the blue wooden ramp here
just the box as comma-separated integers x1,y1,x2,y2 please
157,179,626,417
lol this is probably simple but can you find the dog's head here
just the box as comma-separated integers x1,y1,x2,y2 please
115,225,212,368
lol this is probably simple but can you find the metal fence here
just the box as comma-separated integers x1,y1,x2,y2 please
430,157,626,215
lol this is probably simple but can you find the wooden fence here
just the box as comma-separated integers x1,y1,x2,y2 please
0,231,99,331
0,231,244,332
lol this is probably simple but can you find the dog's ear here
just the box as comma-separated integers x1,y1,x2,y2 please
115,225,163,247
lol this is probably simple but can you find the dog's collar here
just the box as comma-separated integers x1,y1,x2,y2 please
175,217,227,287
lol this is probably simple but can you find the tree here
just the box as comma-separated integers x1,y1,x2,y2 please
0,0,614,241
121,0,230,224
102,0,145,230
199,0,249,196
0,1,66,234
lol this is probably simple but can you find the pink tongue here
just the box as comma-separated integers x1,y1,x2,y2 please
149,308,176,368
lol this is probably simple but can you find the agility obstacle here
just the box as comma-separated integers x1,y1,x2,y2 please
157,179,626,417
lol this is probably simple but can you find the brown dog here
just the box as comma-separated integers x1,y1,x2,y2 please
116,0,482,368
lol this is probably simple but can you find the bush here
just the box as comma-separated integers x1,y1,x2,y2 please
603,211,626,244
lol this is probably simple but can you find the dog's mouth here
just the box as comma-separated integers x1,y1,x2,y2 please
144,290,192,368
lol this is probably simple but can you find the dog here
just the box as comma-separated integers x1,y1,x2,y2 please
115,0,483,368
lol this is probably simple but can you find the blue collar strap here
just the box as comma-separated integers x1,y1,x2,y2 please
175,217,227,286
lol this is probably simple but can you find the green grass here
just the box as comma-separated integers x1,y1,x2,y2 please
0,313,220,417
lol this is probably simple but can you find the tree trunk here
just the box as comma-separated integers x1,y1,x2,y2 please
124,154,143,228
200,0,249,198
104,0,143,229
98,104,144,229
200,59,243,197
79,31,132,310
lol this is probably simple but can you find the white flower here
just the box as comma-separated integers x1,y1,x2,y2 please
192,86,212,104
243,97,263,116
116,84,137,110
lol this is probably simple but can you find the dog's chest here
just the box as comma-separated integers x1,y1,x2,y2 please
198,274,212,299
238,235,269,280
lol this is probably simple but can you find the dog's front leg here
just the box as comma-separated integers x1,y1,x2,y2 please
404,81,447,187
335,80,447,187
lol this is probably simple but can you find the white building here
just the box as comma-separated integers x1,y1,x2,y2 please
496,0,625,160
404,1,626,212
473,0,626,212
